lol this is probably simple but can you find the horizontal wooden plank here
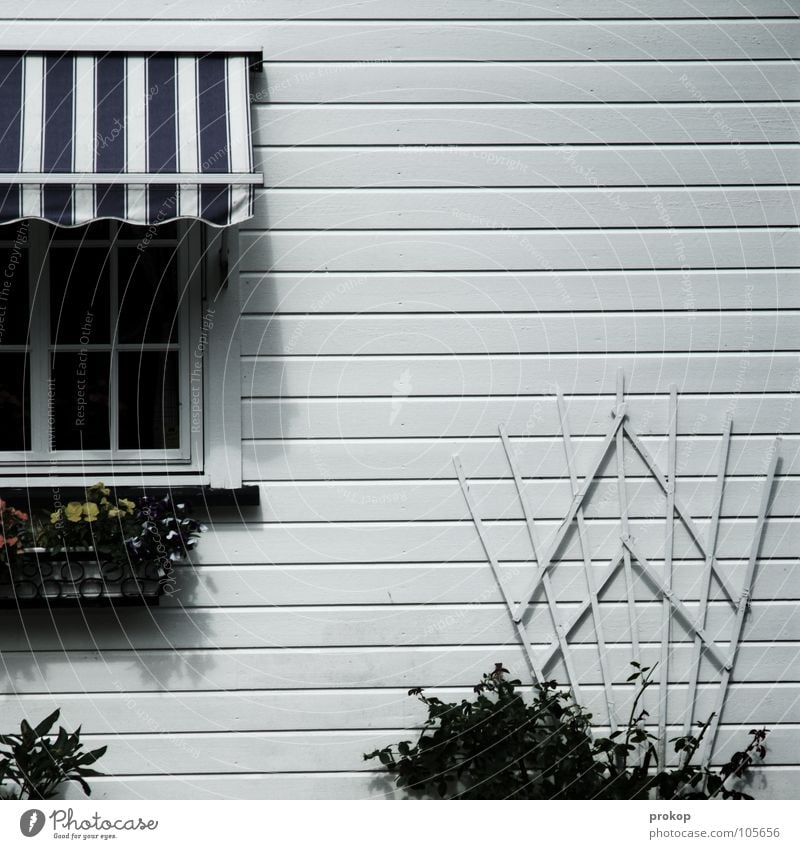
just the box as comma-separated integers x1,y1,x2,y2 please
63,772,390,800
244,434,800,480
241,313,800,356
244,188,800,229
3,22,798,61
253,105,800,145
254,62,800,103
3,643,797,693
0,598,795,649
18,1,797,20
25,725,796,776
189,518,800,563
6,684,794,735
243,394,800,438
63,767,796,800
238,229,800,271
241,354,800,397
230,477,800,521
260,145,800,187
158,559,799,606
242,272,800,313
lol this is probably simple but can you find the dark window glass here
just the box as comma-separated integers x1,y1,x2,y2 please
50,352,110,450
50,247,111,345
0,247,28,346
49,222,110,241
117,222,177,240
117,247,179,344
0,223,29,244
0,353,29,449
118,351,179,449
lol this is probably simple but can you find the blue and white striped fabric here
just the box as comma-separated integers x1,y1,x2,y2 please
0,53,258,227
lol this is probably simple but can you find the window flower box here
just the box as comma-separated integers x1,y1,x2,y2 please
0,483,205,608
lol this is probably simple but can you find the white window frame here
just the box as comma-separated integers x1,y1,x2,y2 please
0,219,242,489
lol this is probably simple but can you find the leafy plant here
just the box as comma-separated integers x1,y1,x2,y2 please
0,709,107,800
124,492,207,565
0,499,29,568
365,663,768,800
31,482,207,567
38,482,138,561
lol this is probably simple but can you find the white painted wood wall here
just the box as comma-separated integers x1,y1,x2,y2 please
2,1,799,799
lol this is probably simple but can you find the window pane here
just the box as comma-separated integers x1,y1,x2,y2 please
118,351,180,449
50,352,111,450
117,247,178,344
0,353,29,450
50,247,110,345
0,246,28,345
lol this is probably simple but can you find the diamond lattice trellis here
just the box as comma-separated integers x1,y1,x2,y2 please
454,370,779,774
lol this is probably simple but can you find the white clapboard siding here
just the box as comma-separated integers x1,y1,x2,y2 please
252,105,800,146
1,643,796,693
2,22,798,60
254,62,800,103
17,2,798,19
242,273,800,312
242,354,800,396
13,2,798,801
240,314,799,356
4,685,795,734
260,146,800,188
244,188,800,229
243,395,800,437
181,519,800,564
244,435,800,480
53,768,800,801
0,600,797,650
239,230,799,271
153,560,798,605
17,725,797,776
223,478,800,521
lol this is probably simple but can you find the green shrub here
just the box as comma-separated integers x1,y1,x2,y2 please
0,709,107,800
365,663,767,800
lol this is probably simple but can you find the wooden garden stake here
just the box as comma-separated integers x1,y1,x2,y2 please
658,385,678,768
701,442,780,775
554,393,618,731
616,371,640,662
454,455,545,686
682,418,732,744
498,425,583,704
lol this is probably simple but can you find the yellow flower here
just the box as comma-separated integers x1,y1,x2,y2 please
108,507,120,519
64,502,83,522
82,502,100,522
50,510,62,524
88,482,110,496
118,499,136,514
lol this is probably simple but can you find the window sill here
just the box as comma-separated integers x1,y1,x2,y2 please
0,484,260,509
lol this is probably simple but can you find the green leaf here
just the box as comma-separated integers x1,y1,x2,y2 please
76,746,107,767
34,709,60,738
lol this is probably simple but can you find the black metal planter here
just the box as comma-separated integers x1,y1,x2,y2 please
0,549,164,607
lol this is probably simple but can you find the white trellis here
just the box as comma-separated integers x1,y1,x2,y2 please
454,370,779,776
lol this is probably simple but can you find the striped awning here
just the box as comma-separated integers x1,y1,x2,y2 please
0,52,260,228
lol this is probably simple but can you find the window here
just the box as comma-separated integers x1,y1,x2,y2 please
0,219,241,487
